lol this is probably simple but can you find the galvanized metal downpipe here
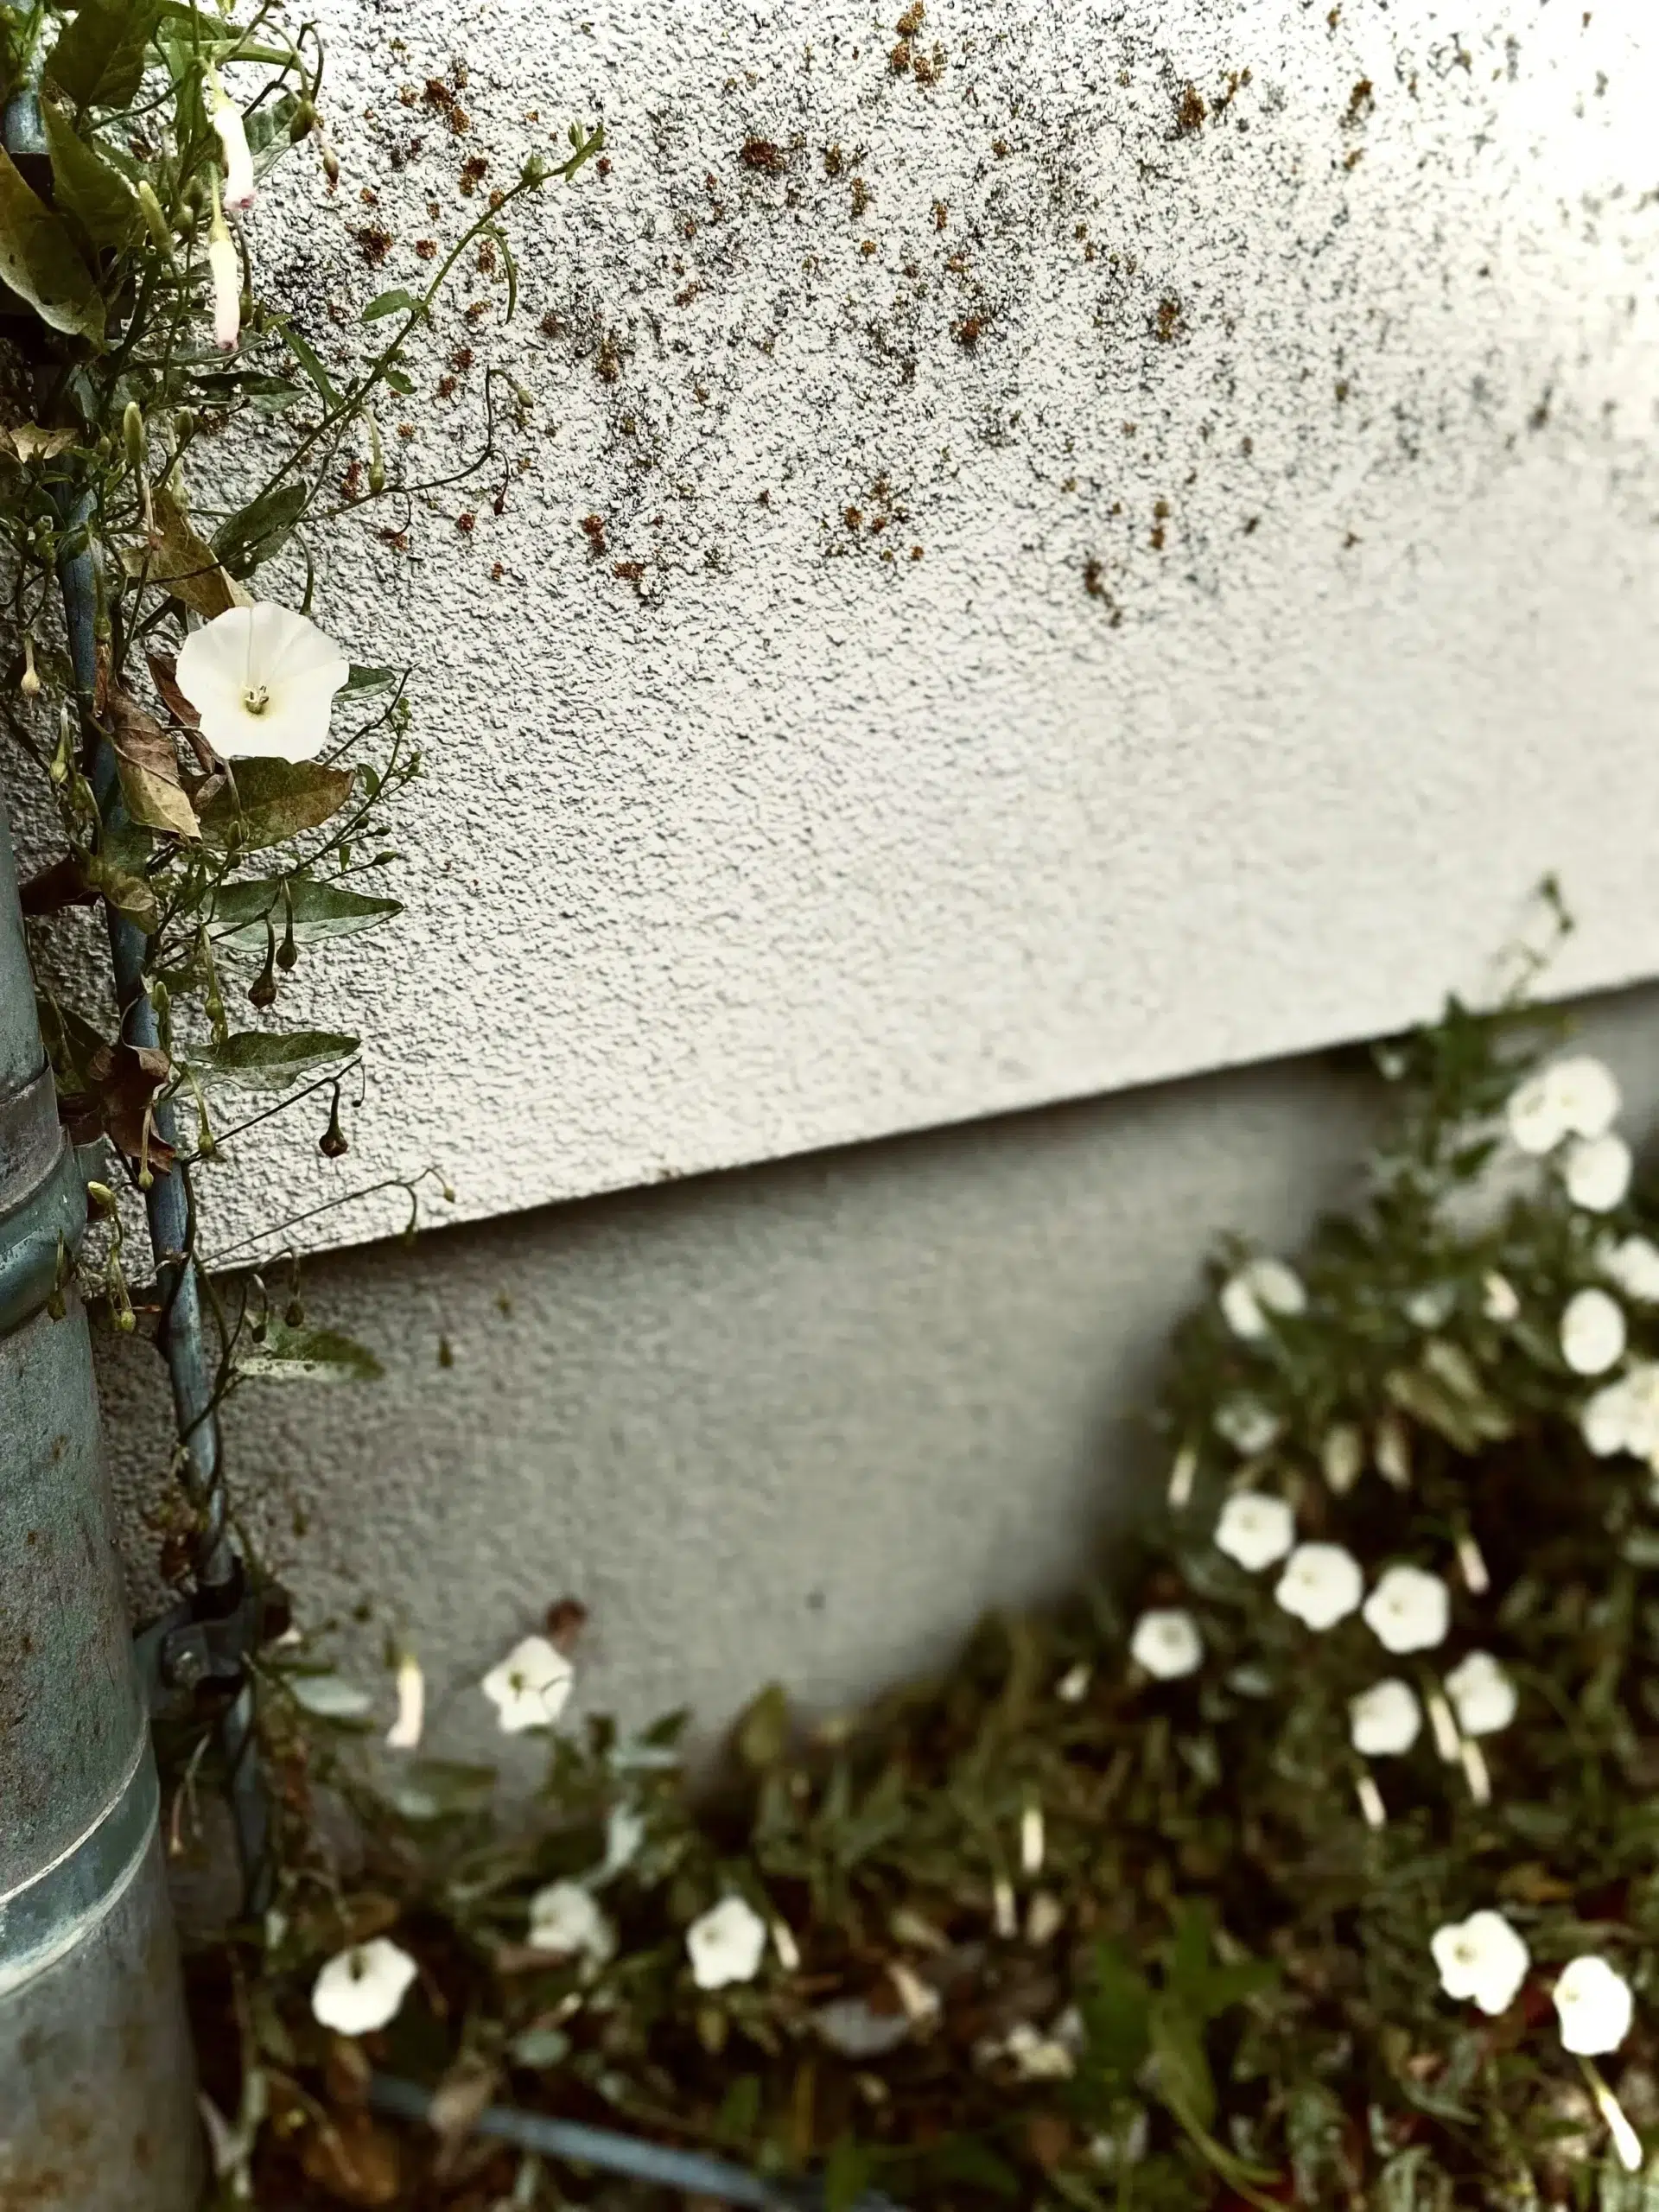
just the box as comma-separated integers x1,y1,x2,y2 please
0,794,202,2202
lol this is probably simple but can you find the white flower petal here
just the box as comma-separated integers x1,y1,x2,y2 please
1506,1071,1567,1155
1363,1565,1450,1656
208,230,239,351
1561,1287,1627,1377
1129,1608,1203,1680
481,1635,574,1734
1602,1236,1659,1304
528,1880,615,1967
1445,1650,1516,1738
175,602,349,761
1551,1056,1621,1141
1564,1134,1632,1214
1431,1910,1529,2017
1273,1542,1363,1632
1350,1678,1422,1758
311,1938,418,2036
1481,1272,1521,1324
385,1654,424,1751
1214,1491,1296,1573
687,1896,768,1990
1554,1955,1635,2056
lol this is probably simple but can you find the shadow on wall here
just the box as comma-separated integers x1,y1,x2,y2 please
92,977,1659,1760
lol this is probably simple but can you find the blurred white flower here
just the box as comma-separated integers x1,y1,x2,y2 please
687,1896,768,1990
1215,1491,1295,1573
1564,1134,1632,1214
1445,1650,1516,1738
1056,1662,1091,1703
1404,1284,1456,1330
1601,1235,1659,1304
1554,1955,1635,2056
175,601,349,761
206,69,256,209
1561,1287,1627,1377
1020,1802,1045,1875
481,1635,574,1735
1590,2075,1643,2176
1129,1608,1203,1681
1214,1396,1282,1457
1363,1565,1450,1655
385,1653,424,1751
1350,1679,1421,1758
1506,1056,1619,1155
1431,1910,1529,2016
1581,1362,1659,1465
1481,1272,1521,1324
1355,1773,1388,1828
1026,1891,1065,1946
1274,1542,1363,1632
1003,2017,1079,2081
1219,1257,1306,1342
528,1881,615,1968
1320,1423,1364,1494
311,1938,418,2036
772,1917,801,1971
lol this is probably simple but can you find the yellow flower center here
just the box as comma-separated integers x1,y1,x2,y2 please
242,683,270,715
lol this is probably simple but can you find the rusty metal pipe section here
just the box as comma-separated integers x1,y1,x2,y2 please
0,799,202,2195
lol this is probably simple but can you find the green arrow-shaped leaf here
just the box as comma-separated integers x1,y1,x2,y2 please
0,146,103,340
208,875,401,950
41,102,137,248
44,0,163,111
194,1028,358,1090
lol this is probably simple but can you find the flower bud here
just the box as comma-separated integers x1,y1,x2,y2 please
136,181,177,266
19,634,40,698
86,1181,118,1214
367,410,385,493
123,400,145,474
207,184,239,352
289,95,317,143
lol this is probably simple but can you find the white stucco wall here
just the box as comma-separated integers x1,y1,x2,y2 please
51,2,1659,1259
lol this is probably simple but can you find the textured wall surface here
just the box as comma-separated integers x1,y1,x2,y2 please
99,982,1659,1751
14,0,1652,1267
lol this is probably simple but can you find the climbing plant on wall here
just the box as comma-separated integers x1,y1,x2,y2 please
0,0,599,1783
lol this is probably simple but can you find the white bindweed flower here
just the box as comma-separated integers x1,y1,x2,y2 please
1363,1565,1450,1655
1404,1284,1456,1330
1561,1287,1627,1377
1432,1910,1530,2017
1129,1608,1203,1681
527,1881,615,1968
1433,1910,1530,2017
1214,1396,1282,1457
1445,1650,1516,1738
1564,1133,1633,1214
1581,1361,1659,1466
207,71,256,210
311,1938,419,2036
1274,1542,1363,1632
1349,1679,1422,1758
1219,1257,1306,1342
1056,1661,1091,1703
481,1635,574,1735
207,194,239,352
175,602,349,761
1602,1235,1659,1305
1002,2019,1077,2081
1554,1955,1635,2056
1214,1491,1296,1573
1506,1056,1620,1155
1482,1271,1521,1324
686,1896,768,1990
385,1653,424,1751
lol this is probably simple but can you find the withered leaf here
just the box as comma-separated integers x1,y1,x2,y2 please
107,690,199,843
137,483,246,620
147,651,200,728
59,1039,174,1168
298,2110,401,2207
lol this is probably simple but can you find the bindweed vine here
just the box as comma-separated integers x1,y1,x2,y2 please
0,0,598,1700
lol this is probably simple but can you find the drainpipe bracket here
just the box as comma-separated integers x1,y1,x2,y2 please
133,1556,291,1720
